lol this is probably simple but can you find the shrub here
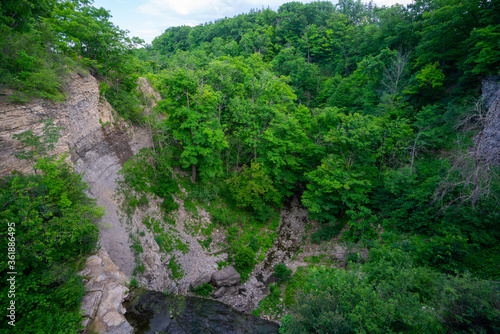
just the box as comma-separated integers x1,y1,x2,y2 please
435,274,500,333
211,206,234,226
167,256,184,280
252,283,284,318
226,163,281,221
345,251,364,264
416,234,470,274
280,267,442,334
235,247,256,270
161,194,179,214
128,277,139,289
274,263,292,281
234,246,256,281
0,160,102,333
311,222,345,244
193,283,214,297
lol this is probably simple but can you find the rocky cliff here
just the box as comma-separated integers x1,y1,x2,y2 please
0,72,158,333
480,76,500,166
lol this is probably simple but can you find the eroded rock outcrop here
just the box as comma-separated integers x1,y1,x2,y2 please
480,76,500,166
0,72,162,332
79,247,133,334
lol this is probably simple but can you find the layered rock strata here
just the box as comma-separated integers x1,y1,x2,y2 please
79,247,133,334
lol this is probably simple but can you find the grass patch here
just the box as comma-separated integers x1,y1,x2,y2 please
199,237,213,250
129,233,143,255
284,266,308,307
252,283,284,318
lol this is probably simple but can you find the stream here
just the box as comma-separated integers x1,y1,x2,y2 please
125,289,280,334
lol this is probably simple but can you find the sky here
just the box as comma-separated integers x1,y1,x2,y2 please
92,0,413,44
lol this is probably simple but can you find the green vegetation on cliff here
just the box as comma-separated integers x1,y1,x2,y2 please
0,0,145,122
0,121,103,333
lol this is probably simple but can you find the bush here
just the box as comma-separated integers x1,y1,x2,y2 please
416,234,470,274
105,86,144,124
128,277,139,289
284,266,308,307
193,283,214,297
235,247,255,270
274,263,292,281
187,183,219,203
161,194,179,214
436,274,500,333
211,206,235,226
311,222,345,244
0,160,102,333
345,251,364,264
280,267,442,334
234,246,256,281
167,256,184,280
252,283,284,318
226,163,281,221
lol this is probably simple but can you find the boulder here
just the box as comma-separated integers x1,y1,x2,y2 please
212,287,226,299
190,272,212,289
225,286,237,296
81,291,102,319
211,266,240,287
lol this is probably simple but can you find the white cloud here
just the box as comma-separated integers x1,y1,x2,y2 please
138,0,302,19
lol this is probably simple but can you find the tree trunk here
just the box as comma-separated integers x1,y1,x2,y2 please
191,164,197,183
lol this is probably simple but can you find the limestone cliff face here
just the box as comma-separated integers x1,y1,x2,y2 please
480,76,500,166
0,72,167,333
79,247,133,334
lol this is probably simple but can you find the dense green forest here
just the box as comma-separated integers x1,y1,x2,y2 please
1,0,500,333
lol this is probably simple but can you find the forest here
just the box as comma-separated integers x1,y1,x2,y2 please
1,0,499,333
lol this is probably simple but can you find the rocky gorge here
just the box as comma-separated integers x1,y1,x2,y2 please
0,71,310,333
2,69,499,333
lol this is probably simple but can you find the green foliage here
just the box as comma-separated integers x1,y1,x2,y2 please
274,263,292,281
302,110,381,222
234,246,256,281
210,205,236,226
199,237,213,250
117,148,179,218
345,251,365,264
192,283,214,297
311,221,346,244
187,183,219,203
0,0,142,106
436,274,500,333
283,266,308,307
416,62,445,89
167,256,184,280
109,1,500,328
227,163,281,221
0,158,102,332
415,234,470,274
281,244,500,333
161,194,179,214
252,283,284,318
128,277,139,289
12,119,63,166
105,87,144,124
129,233,144,255
281,266,442,334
